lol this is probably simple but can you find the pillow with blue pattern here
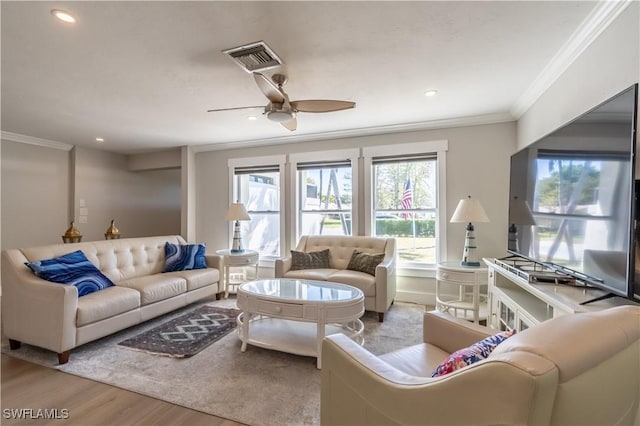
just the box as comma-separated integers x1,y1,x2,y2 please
164,242,207,272
430,329,516,377
26,250,115,297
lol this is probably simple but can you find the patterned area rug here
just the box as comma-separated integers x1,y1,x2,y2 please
118,306,240,357
1,299,426,426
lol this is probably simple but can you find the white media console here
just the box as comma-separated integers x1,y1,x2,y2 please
484,257,638,332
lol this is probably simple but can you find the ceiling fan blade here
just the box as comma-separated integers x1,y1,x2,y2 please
207,106,263,113
254,73,285,104
280,117,297,131
291,100,355,113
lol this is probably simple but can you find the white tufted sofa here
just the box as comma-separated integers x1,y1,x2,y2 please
1,235,221,364
275,235,396,322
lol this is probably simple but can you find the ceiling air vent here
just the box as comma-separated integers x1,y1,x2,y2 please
223,41,284,73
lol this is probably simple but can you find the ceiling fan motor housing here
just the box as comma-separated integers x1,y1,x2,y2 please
265,104,295,122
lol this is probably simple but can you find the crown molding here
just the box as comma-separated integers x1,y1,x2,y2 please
510,0,633,118
1,131,73,151
192,112,514,153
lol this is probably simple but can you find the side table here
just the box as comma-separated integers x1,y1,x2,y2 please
436,261,488,323
216,249,259,298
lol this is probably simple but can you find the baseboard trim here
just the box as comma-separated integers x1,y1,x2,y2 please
395,290,436,306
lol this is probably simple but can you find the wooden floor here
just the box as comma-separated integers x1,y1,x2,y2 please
1,354,244,426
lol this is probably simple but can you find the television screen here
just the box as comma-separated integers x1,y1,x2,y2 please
509,84,638,298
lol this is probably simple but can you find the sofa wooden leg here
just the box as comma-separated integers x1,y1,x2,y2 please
378,312,385,322
215,292,223,300
8,339,21,350
58,351,71,365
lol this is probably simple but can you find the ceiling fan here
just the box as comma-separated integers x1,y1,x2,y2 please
207,73,355,131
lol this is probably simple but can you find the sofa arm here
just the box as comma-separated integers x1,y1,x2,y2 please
1,250,78,353
373,252,396,315
275,255,292,278
204,253,222,269
423,310,494,353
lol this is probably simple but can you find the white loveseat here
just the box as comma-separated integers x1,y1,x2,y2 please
1,235,221,364
275,235,396,321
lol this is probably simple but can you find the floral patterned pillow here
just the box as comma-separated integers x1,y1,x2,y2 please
431,329,516,377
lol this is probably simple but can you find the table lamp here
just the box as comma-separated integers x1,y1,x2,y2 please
508,196,536,252
226,202,251,253
450,195,489,266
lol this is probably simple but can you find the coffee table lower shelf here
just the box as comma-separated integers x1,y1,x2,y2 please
236,314,364,367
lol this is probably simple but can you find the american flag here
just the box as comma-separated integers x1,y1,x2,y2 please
401,178,412,219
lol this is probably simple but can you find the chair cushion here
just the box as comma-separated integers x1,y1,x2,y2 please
76,286,141,326
26,250,115,297
118,274,187,305
346,250,385,276
326,270,377,297
290,249,332,270
431,329,515,377
164,242,207,272
166,268,219,291
380,343,450,377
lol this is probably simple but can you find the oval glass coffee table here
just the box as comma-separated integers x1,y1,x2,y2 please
236,278,365,369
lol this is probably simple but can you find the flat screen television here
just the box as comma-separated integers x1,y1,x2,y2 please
508,84,638,300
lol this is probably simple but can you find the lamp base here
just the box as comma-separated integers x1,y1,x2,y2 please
460,260,481,267
230,248,245,254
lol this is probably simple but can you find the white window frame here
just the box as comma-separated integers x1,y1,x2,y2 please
363,140,448,276
288,148,360,249
228,155,286,265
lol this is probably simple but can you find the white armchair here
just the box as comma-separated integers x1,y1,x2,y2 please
275,235,396,321
321,306,640,426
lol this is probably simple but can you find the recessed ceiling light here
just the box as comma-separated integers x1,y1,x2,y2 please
95,137,104,143
247,115,258,121
51,9,76,24
424,90,438,97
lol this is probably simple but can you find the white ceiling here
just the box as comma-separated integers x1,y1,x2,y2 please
1,1,616,154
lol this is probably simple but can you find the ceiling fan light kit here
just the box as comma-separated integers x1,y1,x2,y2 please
210,43,355,132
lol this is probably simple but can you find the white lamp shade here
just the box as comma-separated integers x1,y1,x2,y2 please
226,203,251,221
509,196,536,225
450,196,489,223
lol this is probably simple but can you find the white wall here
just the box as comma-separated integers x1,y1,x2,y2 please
1,142,182,249
73,146,181,241
195,121,517,303
518,2,639,149
1,140,71,248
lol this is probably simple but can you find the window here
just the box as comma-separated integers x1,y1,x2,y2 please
364,141,448,269
229,156,286,259
290,149,359,244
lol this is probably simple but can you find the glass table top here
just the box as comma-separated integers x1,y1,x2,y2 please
239,279,363,302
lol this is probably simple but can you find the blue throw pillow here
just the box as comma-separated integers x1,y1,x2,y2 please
164,242,207,272
26,250,115,297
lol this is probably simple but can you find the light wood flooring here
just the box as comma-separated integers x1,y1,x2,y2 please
1,354,244,426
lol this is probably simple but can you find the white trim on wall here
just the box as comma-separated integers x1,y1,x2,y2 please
511,0,634,118
1,131,73,151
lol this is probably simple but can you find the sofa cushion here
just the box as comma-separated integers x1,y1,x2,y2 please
166,268,220,291
380,343,450,377
291,249,332,270
26,250,115,297
346,250,385,276
118,274,187,305
76,286,141,326
431,329,516,377
326,270,377,297
164,242,207,272
283,268,338,281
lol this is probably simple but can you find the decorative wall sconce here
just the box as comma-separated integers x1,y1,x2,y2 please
105,219,121,240
62,221,82,243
